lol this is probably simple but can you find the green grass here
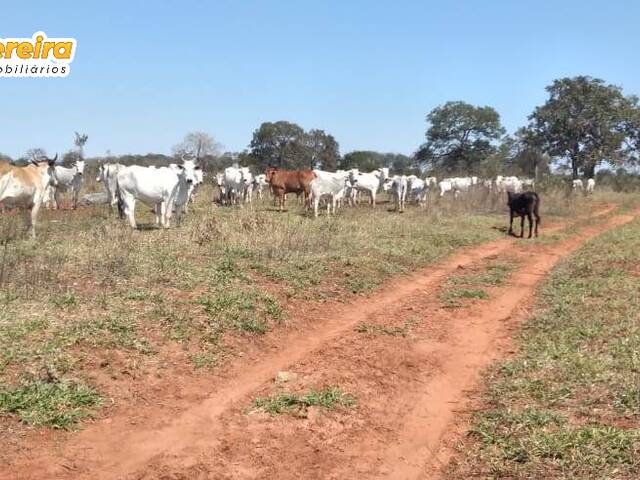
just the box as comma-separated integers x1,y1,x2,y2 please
253,387,356,416
449,218,640,479
0,380,102,429
198,288,284,335
355,318,416,337
442,287,490,308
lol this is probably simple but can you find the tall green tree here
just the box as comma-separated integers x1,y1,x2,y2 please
306,129,340,170
525,76,640,178
338,151,386,171
249,121,308,169
417,101,505,174
249,121,341,170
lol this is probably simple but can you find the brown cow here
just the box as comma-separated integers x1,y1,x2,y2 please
0,155,57,238
265,167,316,212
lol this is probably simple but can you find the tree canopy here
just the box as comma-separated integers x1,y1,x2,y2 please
249,121,340,170
417,101,505,174
525,76,640,178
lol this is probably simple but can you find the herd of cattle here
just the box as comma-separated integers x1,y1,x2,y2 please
0,155,596,238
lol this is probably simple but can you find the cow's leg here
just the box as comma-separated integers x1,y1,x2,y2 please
154,203,161,226
371,190,376,208
508,210,514,236
28,197,42,239
123,196,136,229
527,212,533,238
53,188,61,210
72,187,79,209
520,214,525,238
163,202,172,228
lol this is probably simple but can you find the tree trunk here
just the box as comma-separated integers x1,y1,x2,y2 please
571,158,579,179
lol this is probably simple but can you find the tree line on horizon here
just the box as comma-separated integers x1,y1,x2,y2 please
3,76,640,181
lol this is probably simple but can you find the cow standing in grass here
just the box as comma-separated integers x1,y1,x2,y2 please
116,159,199,229
0,155,57,238
45,157,86,209
265,167,316,212
96,163,123,215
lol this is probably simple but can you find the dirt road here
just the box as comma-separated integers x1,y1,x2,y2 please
4,206,635,480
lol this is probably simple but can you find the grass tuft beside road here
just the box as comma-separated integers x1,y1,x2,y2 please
449,218,640,479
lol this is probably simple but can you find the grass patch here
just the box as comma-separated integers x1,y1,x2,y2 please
449,218,640,479
442,288,489,308
254,387,356,416
198,288,284,335
355,318,416,337
0,380,102,429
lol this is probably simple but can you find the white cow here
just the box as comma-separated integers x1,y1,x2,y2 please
0,156,57,238
385,175,408,212
240,167,254,204
116,160,198,229
496,175,522,194
309,170,350,217
45,158,86,209
439,180,453,197
96,163,122,214
440,177,473,197
425,176,438,188
348,167,389,207
586,178,596,194
406,175,428,207
215,172,227,204
223,166,250,205
521,178,535,190
572,179,584,191
253,174,269,200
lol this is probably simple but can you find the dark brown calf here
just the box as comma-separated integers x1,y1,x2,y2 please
265,167,316,212
507,191,541,238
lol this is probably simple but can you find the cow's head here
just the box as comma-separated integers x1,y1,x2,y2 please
265,167,278,183
75,158,86,176
33,154,58,186
96,165,104,183
177,159,198,185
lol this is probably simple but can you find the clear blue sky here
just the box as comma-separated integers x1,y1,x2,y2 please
3,0,640,159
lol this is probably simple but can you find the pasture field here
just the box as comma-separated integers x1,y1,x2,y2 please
447,216,640,479
1,185,507,430
0,184,638,478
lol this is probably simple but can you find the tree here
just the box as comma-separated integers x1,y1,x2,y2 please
249,121,340,170
525,76,640,178
417,101,505,174
24,148,48,162
173,131,223,168
338,151,386,171
249,121,306,169
306,129,340,170
74,132,88,159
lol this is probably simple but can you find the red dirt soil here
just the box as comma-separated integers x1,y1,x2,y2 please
2,206,635,480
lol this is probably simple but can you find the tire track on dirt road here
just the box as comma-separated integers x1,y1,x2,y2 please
3,205,625,480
